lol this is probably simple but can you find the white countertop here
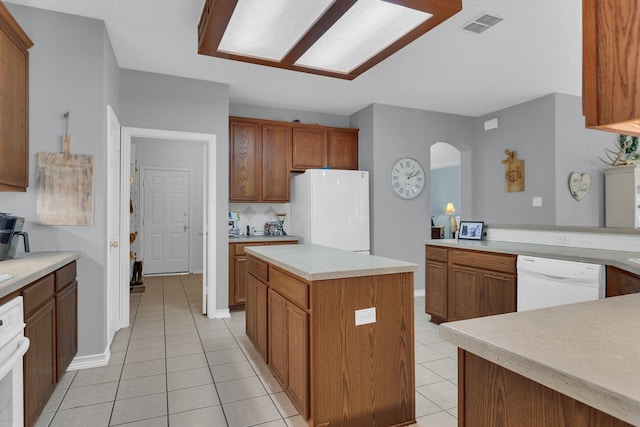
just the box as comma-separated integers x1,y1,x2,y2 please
428,239,640,276
245,244,418,281
439,294,640,426
0,251,81,299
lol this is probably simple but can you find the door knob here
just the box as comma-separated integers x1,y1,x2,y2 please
110,241,119,248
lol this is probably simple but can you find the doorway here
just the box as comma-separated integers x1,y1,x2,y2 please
430,142,461,238
141,168,191,275
121,127,217,323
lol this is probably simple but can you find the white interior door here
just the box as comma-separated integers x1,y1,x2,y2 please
142,168,190,274
106,106,122,345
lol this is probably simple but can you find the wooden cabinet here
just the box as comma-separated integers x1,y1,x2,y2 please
245,272,268,360
583,0,640,136
426,245,516,323
23,275,56,427
55,262,78,380
606,265,640,297
228,239,297,309
0,3,33,192
229,120,260,201
246,253,414,426
261,124,290,201
431,226,444,239
291,126,359,171
425,246,448,321
459,350,632,427
17,261,78,427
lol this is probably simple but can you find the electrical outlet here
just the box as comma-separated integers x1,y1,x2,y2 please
355,307,376,326
532,197,543,207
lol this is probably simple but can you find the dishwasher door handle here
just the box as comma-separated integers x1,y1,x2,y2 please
520,272,572,282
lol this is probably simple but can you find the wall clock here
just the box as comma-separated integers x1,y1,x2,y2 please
390,157,425,199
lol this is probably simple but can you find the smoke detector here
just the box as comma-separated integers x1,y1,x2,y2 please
463,13,503,34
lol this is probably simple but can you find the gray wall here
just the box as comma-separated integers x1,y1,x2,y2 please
554,94,614,226
119,69,230,311
133,138,205,273
352,104,475,290
2,4,119,357
230,103,350,128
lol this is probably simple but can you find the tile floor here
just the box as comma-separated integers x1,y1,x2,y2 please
35,274,458,427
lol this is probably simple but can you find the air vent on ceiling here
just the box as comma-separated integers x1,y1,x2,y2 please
463,13,503,34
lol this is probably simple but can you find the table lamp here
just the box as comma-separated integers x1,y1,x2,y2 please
445,202,458,238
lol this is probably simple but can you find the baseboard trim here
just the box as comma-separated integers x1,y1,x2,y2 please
215,308,231,319
68,348,111,371
414,289,426,297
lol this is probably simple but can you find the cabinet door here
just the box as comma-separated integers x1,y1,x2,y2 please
327,130,358,170
255,280,268,361
480,271,516,317
230,120,261,201
0,4,30,191
286,302,309,419
606,266,640,297
450,266,480,321
56,281,77,381
268,289,288,386
24,299,56,427
233,256,247,306
426,261,448,320
262,124,290,201
245,273,257,343
291,127,327,170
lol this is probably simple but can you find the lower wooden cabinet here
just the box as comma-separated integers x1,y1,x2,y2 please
606,265,640,296
426,245,516,323
20,261,78,427
229,240,298,309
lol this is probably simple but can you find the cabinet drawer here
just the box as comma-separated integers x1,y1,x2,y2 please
55,261,77,292
426,246,448,262
247,256,269,283
270,268,308,310
23,274,55,317
451,250,516,275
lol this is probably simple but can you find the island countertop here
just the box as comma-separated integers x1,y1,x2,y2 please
228,235,299,243
440,293,640,426
428,239,640,276
245,244,418,281
0,251,81,299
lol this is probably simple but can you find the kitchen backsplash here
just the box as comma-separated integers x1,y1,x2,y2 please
229,203,291,236
488,227,640,252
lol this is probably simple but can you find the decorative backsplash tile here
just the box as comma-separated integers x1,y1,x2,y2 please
229,203,291,236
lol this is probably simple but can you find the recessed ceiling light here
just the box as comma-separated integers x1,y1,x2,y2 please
198,0,463,80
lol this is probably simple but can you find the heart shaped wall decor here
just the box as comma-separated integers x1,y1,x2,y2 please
568,172,592,201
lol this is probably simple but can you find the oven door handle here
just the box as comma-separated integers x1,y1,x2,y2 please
0,337,29,379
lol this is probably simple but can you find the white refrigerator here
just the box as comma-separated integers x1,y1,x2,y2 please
290,169,370,253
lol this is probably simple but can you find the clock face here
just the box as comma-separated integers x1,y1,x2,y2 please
390,157,425,199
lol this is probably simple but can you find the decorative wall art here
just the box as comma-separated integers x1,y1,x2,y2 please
502,149,524,192
36,112,94,225
568,172,592,201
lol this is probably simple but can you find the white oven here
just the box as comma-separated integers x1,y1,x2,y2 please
0,296,29,427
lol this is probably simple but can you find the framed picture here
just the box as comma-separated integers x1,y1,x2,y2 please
458,221,484,240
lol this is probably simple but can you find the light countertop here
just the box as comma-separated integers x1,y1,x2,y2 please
440,294,640,426
229,235,299,243
245,244,418,281
0,251,81,299
427,239,640,276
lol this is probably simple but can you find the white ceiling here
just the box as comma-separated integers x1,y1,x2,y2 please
6,0,582,118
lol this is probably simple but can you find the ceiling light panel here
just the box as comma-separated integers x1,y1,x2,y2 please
218,0,336,61
295,0,432,73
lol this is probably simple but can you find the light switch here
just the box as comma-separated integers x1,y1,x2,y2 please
532,197,543,207
355,307,376,326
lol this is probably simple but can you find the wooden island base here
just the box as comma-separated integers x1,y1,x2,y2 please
459,350,632,427
245,245,417,427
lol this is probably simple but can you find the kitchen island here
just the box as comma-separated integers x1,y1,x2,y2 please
245,244,418,427
440,294,640,426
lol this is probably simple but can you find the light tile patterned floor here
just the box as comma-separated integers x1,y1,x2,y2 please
35,275,458,427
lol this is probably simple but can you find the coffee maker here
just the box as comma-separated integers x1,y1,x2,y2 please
0,213,30,260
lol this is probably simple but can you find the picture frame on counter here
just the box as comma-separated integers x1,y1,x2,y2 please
458,221,484,240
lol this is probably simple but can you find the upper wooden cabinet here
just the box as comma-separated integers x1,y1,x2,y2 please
230,117,359,201
0,2,33,191
583,0,640,135
291,126,359,171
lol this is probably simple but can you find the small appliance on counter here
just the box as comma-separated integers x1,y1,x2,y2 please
228,211,240,237
0,213,29,261
264,221,286,236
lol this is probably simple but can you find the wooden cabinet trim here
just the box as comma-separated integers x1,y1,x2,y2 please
269,267,309,310
246,255,269,283
426,245,448,262
55,261,76,292
23,274,55,317
451,249,516,274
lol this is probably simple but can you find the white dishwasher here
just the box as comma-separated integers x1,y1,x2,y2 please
517,256,605,311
